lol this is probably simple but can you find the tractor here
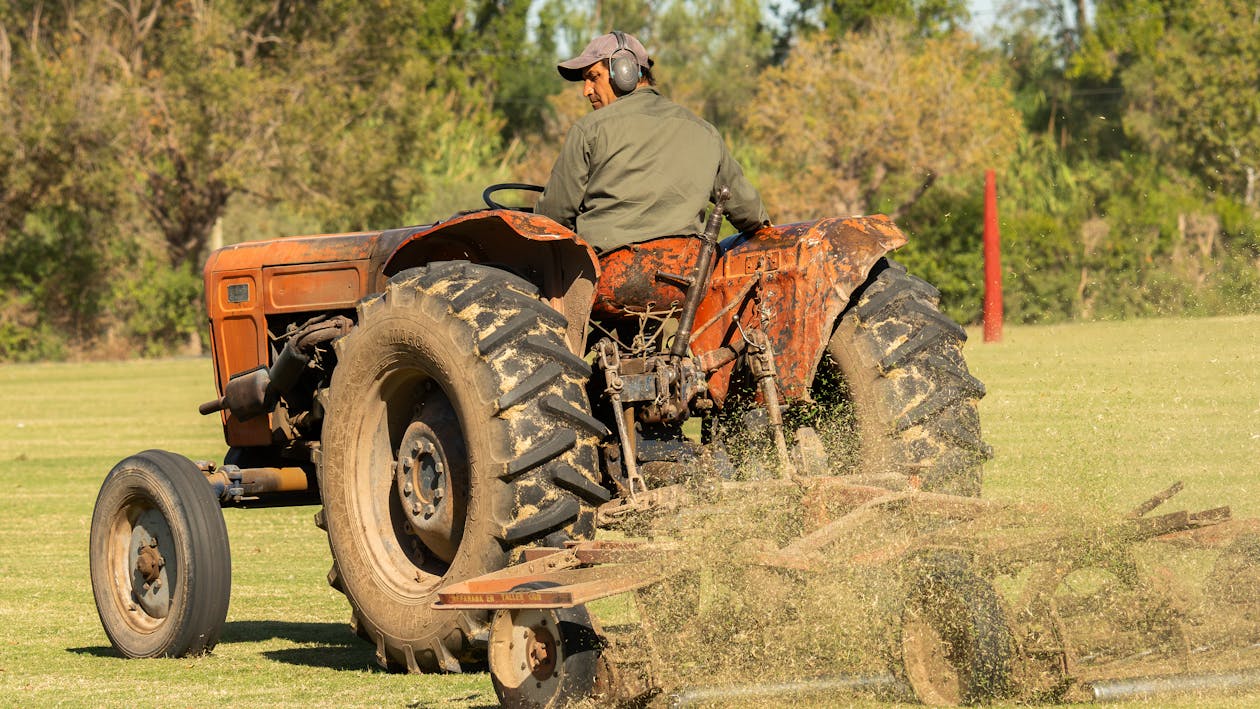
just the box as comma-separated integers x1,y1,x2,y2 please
89,184,992,701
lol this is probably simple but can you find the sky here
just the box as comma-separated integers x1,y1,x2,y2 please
969,0,1005,32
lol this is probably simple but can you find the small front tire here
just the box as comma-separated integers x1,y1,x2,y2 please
89,450,232,658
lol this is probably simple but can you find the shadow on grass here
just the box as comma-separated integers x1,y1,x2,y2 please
67,621,378,671
66,646,119,659
224,620,381,671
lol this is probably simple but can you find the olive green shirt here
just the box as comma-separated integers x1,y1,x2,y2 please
536,87,770,251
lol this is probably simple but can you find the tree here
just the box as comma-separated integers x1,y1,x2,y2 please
770,0,969,60
258,0,508,230
0,0,512,358
652,0,774,130
1071,0,1260,207
997,1,1126,161
745,23,1020,222
0,1,141,349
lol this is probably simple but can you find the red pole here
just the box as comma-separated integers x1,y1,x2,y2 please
983,170,1003,343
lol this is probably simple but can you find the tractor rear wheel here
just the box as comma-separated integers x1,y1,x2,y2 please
319,262,606,673
823,259,989,495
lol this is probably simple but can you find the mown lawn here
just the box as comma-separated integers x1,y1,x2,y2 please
0,314,1257,707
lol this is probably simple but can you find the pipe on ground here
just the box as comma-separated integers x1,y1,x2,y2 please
1088,669,1260,702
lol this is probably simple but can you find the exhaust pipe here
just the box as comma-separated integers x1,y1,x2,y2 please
200,315,351,420
204,464,311,504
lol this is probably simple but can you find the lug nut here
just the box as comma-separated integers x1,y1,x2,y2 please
423,504,435,518
403,481,413,496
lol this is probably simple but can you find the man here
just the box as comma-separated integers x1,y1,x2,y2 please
535,31,770,252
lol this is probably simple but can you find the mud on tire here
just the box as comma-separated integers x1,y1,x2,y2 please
825,259,990,495
319,262,607,673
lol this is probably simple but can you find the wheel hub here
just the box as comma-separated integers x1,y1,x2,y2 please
903,607,964,705
526,625,558,679
136,540,165,584
127,513,172,619
395,419,460,562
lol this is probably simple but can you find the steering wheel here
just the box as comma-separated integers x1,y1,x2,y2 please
483,183,544,212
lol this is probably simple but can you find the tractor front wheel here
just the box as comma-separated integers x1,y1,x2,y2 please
89,450,231,658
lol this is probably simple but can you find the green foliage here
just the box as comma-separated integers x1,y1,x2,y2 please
896,184,986,325
651,0,775,129
109,259,204,358
1071,0,1260,202
469,0,563,140
746,23,1020,223
992,132,1097,323
0,292,65,362
1,0,1258,361
774,0,970,48
1000,2,1127,161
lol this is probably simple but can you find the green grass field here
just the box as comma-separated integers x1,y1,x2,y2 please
1,315,1257,707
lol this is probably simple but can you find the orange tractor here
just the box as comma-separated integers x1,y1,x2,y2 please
89,185,993,700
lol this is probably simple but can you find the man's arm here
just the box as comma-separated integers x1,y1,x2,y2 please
715,146,771,233
535,124,590,231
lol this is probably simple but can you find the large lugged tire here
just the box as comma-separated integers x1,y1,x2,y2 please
89,450,232,658
319,262,607,673
826,259,989,495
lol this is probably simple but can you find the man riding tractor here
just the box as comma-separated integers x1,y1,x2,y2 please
536,30,769,251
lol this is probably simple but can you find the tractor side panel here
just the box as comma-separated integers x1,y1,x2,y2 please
590,217,905,405
204,232,385,447
206,266,272,447
264,262,367,313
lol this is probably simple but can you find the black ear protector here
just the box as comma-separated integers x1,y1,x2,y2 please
608,30,642,95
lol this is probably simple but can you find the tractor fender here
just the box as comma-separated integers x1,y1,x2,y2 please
590,216,906,404
697,215,908,402
383,210,600,355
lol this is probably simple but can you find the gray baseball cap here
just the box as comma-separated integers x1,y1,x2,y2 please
557,31,652,81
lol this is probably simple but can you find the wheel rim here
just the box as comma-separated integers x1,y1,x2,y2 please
491,608,564,699
902,604,965,705
351,367,469,594
105,495,177,632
